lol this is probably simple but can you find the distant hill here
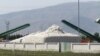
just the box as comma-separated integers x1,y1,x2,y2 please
0,1,100,35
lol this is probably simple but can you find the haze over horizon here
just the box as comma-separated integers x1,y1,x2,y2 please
0,0,100,15
0,1,100,34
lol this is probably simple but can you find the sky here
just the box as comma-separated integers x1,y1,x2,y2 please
0,0,100,14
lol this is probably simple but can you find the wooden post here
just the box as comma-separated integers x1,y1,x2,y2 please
59,42,61,52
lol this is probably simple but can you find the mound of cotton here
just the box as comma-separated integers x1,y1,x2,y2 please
10,24,80,43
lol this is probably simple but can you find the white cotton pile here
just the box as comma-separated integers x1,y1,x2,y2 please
10,24,79,43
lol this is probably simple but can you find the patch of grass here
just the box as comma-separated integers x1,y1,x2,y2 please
0,49,100,56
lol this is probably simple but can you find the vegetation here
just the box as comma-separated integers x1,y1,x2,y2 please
0,49,100,56
94,32,100,38
8,34,23,40
0,34,23,41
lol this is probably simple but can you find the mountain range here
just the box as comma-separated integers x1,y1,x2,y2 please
0,1,100,35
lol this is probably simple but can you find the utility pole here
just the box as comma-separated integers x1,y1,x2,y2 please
78,0,80,35
5,20,10,41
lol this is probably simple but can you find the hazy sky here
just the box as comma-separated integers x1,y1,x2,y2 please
0,0,100,14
